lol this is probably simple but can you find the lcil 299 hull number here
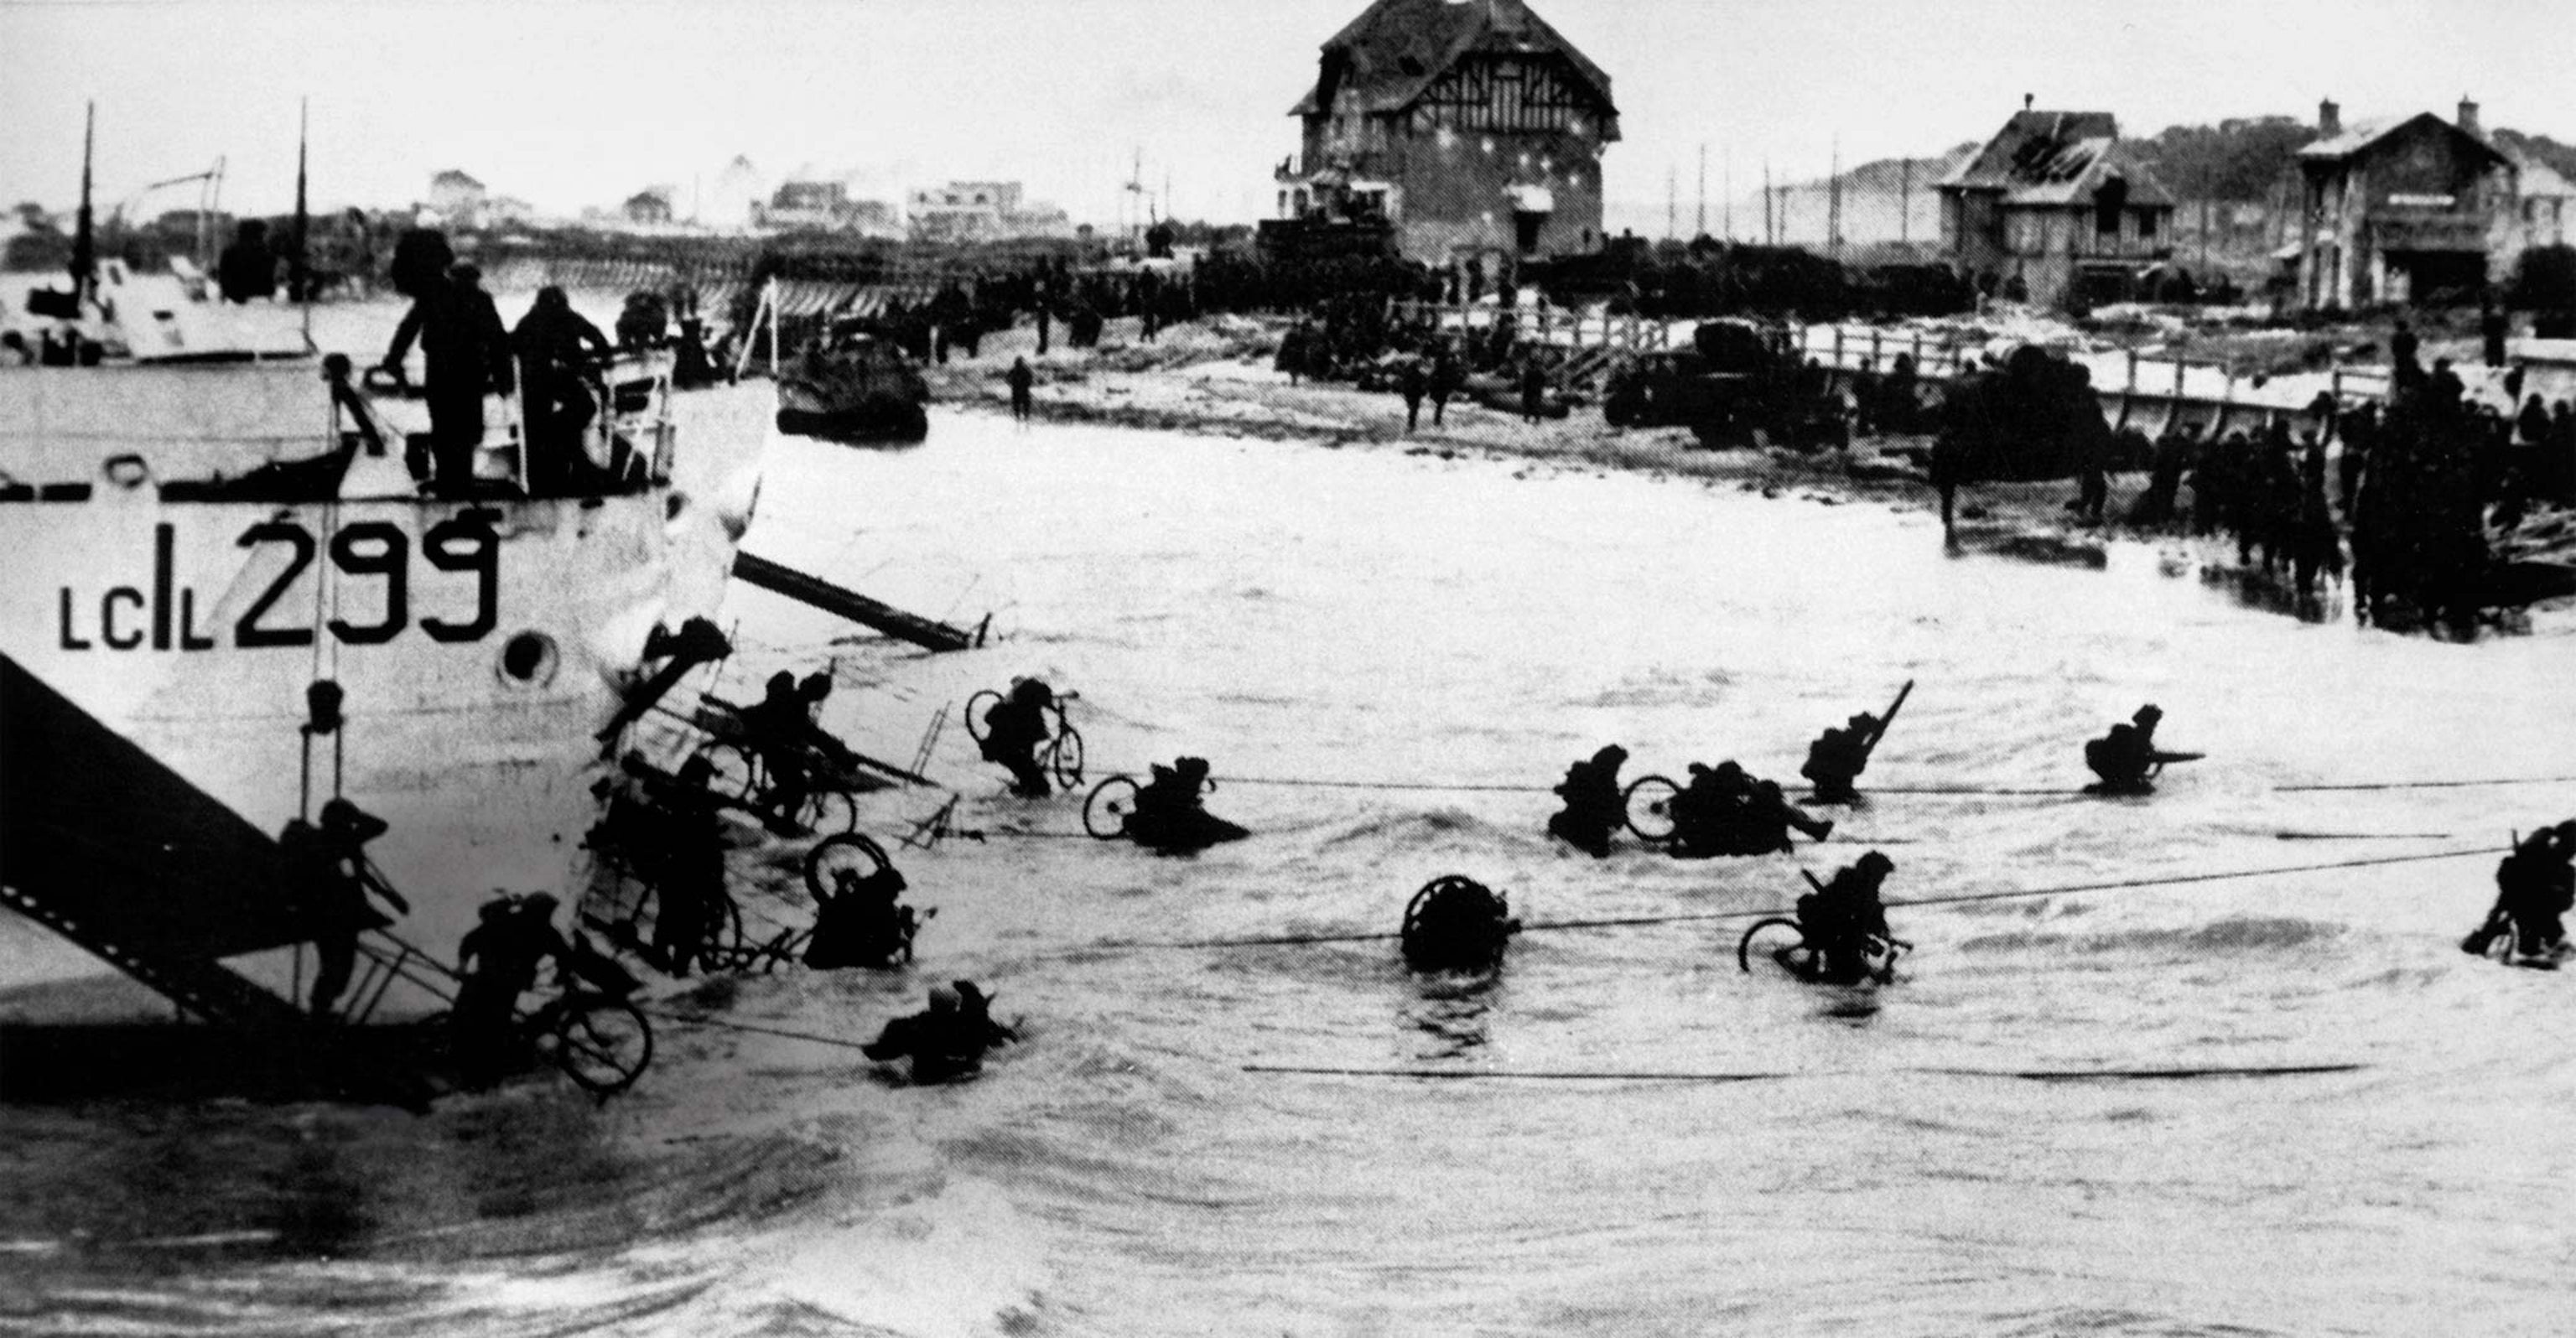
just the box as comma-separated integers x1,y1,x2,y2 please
57,512,501,652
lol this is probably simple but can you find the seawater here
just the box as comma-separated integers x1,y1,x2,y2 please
5,388,2574,1337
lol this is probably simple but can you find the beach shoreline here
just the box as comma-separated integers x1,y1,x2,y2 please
915,315,2576,627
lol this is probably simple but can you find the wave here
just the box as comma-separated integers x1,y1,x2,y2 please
1955,915,2342,958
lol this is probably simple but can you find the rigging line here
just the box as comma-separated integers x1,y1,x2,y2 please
2275,775,2576,792
1929,1063,2368,1081
1242,1065,1794,1082
640,1008,876,1054
2272,831,2457,842
1094,844,2501,952
1244,1063,2368,1083
1863,786,2083,796
1076,768,1552,794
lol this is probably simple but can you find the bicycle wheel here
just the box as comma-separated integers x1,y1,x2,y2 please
1623,775,1681,843
693,741,762,803
1737,917,1808,973
553,997,653,1096
1050,726,1087,790
693,897,750,975
800,788,861,836
805,832,891,900
963,691,1002,745
1083,775,1140,840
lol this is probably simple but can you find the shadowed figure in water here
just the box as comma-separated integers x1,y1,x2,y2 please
864,981,1017,1083
1546,744,1628,858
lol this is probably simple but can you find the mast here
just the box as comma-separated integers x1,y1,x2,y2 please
70,101,96,301
294,96,312,341
1696,142,1706,239
1762,159,1773,246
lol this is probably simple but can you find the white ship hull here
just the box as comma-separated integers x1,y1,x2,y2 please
1,360,766,961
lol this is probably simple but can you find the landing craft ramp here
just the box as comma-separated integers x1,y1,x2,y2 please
0,653,432,1105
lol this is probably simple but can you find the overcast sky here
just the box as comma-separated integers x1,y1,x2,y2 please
3,0,2572,227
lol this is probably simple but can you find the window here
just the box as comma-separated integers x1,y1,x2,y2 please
2137,209,2158,240
2093,178,2129,240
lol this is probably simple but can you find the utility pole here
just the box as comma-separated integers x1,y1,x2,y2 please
1828,135,1842,262
1666,164,1676,240
1696,142,1706,239
1899,156,1912,244
1723,148,1733,241
1763,159,1773,245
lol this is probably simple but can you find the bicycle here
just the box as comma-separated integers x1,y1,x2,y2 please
1400,874,1519,974
688,734,864,834
1736,916,1909,986
583,837,806,978
964,687,1085,791
523,978,655,1097
803,832,932,967
1622,774,1682,843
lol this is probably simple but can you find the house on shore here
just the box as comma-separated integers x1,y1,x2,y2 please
2293,99,2521,310
1935,100,2178,309
1275,0,1618,269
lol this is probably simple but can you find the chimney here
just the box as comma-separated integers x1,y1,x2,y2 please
2458,96,2480,136
2319,98,2341,137
2023,93,2034,112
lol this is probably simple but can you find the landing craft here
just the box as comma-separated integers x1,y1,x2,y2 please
0,113,768,1024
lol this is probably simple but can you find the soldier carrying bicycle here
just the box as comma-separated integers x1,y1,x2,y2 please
979,677,1062,798
1797,852,1898,983
741,671,860,827
454,892,571,1089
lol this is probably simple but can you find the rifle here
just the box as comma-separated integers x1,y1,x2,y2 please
1860,679,1914,759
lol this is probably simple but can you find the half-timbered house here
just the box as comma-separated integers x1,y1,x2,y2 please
1276,0,1618,267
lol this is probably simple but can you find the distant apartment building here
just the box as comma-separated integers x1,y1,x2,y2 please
906,182,1071,241
623,189,677,226
1935,101,2177,309
1275,0,1618,266
759,181,902,237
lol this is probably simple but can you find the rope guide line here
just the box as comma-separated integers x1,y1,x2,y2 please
1093,844,2501,953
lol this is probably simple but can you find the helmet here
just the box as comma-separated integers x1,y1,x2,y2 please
927,984,962,1012
2133,704,2164,725
1848,713,1877,729
1011,678,1054,706
1857,851,1895,874
1592,744,1628,767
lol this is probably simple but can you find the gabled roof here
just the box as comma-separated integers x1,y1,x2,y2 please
2001,138,2178,210
1290,0,1615,122
2298,110,2511,169
1935,109,2175,210
1939,111,2121,190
